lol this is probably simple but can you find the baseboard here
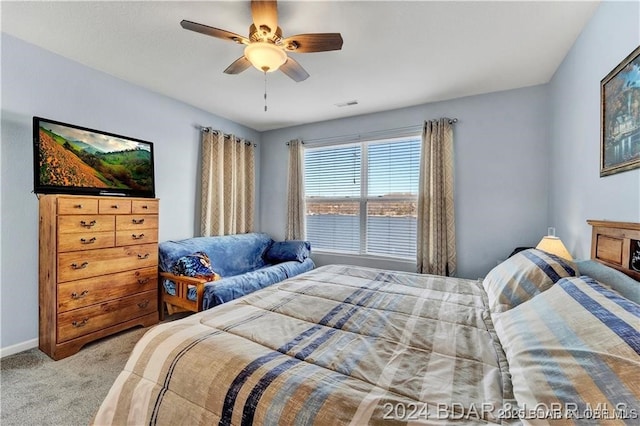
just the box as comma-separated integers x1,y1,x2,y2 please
0,338,39,358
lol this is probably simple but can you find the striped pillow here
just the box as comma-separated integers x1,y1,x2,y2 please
493,276,640,420
483,248,577,312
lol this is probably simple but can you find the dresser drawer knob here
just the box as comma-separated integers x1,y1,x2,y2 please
137,300,150,309
71,262,89,270
132,233,145,240
111,205,119,209
137,253,150,260
142,205,149,209
80,237,97,244
71,289,89,299
74,204,83,209
132,218,145,225
80,220,96,228
138,277,151,285
72,318,89,328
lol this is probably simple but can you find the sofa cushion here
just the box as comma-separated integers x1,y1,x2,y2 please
275,258,315,279
265,240,311,263
163,258,316,303
202,264,284,307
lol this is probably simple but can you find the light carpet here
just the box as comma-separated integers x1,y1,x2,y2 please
1,314,187,426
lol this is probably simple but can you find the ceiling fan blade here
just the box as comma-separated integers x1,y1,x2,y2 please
280,57,309,82
224,57,252,74
251,0,278,36
180,20,249,45
282,33,343,53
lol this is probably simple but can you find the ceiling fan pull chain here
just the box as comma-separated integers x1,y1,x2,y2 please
264,71,268,112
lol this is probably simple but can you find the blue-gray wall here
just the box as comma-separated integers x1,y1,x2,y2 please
259,85,550,280
548,0,640,257
1,34,260,352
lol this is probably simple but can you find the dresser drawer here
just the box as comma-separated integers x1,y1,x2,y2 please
57,290,157,342
58,231,115,253
57,243,158,282
116,215,158,231
132,199,159,214
58,215,115,234
58,198,99,215
57,267,158,312
116,229,158,246
99,199,132,214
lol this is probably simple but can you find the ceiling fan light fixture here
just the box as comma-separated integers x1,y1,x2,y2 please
244,42,287,72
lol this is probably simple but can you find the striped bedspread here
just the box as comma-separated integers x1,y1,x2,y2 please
93,265,511,425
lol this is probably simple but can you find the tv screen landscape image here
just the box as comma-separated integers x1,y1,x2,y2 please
33,117,155,198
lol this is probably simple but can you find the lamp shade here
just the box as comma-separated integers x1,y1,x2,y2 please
536,236,573,260
244,42,287,72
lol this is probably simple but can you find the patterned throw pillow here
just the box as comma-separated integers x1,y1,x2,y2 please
171,251,219,281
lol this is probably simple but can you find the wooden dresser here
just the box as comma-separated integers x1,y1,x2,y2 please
39,194,159,360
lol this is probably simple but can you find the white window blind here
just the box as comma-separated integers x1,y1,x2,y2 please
304,136,420,259
366,139,420,258
305,144,361,253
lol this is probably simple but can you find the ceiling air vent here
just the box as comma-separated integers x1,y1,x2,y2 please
335,100,358,107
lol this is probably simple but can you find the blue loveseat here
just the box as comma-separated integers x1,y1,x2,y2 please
158,233,314,317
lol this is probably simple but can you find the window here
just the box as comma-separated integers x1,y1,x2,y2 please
304,136,421,259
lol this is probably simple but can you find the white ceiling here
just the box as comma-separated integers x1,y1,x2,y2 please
2,1,599,132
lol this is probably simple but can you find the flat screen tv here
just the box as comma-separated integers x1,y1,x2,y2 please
33,117,156,198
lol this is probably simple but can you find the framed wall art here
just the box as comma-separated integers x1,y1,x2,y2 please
600,45,640,177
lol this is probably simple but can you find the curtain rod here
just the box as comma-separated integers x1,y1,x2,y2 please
287,118,458,146
200,126,257,147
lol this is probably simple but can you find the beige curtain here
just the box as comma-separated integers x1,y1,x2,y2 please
200,130,255,236
417,119,456,276
286,139,305,240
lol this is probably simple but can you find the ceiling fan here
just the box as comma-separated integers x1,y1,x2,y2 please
180,0,343,82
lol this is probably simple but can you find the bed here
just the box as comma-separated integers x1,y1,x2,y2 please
93,221,640,425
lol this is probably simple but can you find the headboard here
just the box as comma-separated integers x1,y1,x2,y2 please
587,220,640,281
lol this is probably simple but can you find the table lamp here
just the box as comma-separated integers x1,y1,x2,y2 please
536,227,573,260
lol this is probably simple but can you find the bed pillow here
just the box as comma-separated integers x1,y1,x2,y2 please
171,251,220,280
482,248,578,312
265,240,310,263
575,259,640,304
493,276,640,419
